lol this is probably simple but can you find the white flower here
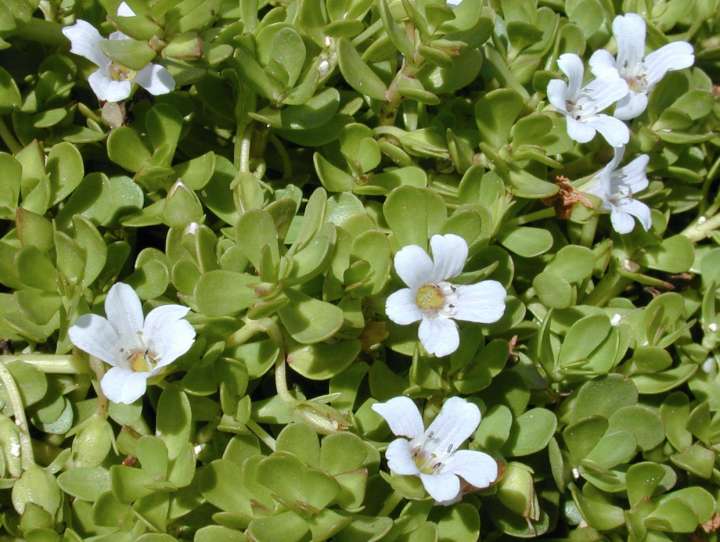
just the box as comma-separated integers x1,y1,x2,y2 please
582,146,651,234
547,53,630,147
447,0,463,5
372,396,498,505
61,3,175,103
385,234,506,357
69,283,195,404
589,13,694,120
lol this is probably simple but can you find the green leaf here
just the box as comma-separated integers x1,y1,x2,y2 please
504,408,557,457
99,38,156,70
194,270,259,316
278,289,344,344
336,38,388,100
384,186,446,248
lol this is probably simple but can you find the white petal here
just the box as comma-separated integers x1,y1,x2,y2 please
565,117,596,143
386,288,423,325
589,49,619,79
143,304,195,369
394,244,434,289
607,145,626,171
453,280,506,323
581,77,629,113
104,283,144,347
68,314,122,366
101,366,148,404
117,1,136,16
617,199,652,231
557,53,584,97
88,69,132,102
613,13,646,71
134,63,176,96
423,396,481,455
371,396,425,440
447,0,462,5
584,114,630,147
62,20,109,68
546,79,568,112
610,208,636,234
619,154,649,193
420,472,460,504
441,450,498,488
644,41,694,86
430,234,468,282
418,317,459,357
109,31,131,41
385,438,420,475
613,91,648,120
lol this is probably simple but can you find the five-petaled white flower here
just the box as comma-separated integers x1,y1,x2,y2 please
385,234,506,357
372,396,498,505
589,13,694,121
582,146,651,234
61,2,175,103
547,53,630,147
69,283,195,404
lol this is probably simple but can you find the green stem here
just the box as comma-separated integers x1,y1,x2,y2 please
0,354,89,374
681,213,720,243
700,155,720,214
274,354,295,404
507,207,556,227
226,321,263,348
268,134,292,180
0,117,21,154
579,215,598,247
237,124,253,173
0,363,34,468
584,267,631,307
246,419,276,452
89,357,109,418
378,489,403,517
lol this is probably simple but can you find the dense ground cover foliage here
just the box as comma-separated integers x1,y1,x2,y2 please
0,0,719,540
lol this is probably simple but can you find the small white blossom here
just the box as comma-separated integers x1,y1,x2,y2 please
372,396,497,505
589,13,694,120
447,0,463,5
385,234,506,357
69,283,195,404
547,53,629,147
610,313,622,326
61,3,175,103
583,146,651,234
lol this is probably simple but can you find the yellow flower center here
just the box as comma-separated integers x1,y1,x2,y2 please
109,62,135,82
412,447,441,474
415,284,446,311
129,351,154,372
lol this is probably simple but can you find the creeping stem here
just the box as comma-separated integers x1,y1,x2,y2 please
0,363,34,468
0,354,89,374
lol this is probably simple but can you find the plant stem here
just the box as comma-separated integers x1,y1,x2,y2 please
0,354,89,374
0,363,34,468
274,354,295,404
226,321,262,347
579,215,598,247
89,357,109,418
584,267,630,306
246,419,276,452
0,118,21,154
378,489,403,517
508,207,556,226
682,213,720,243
